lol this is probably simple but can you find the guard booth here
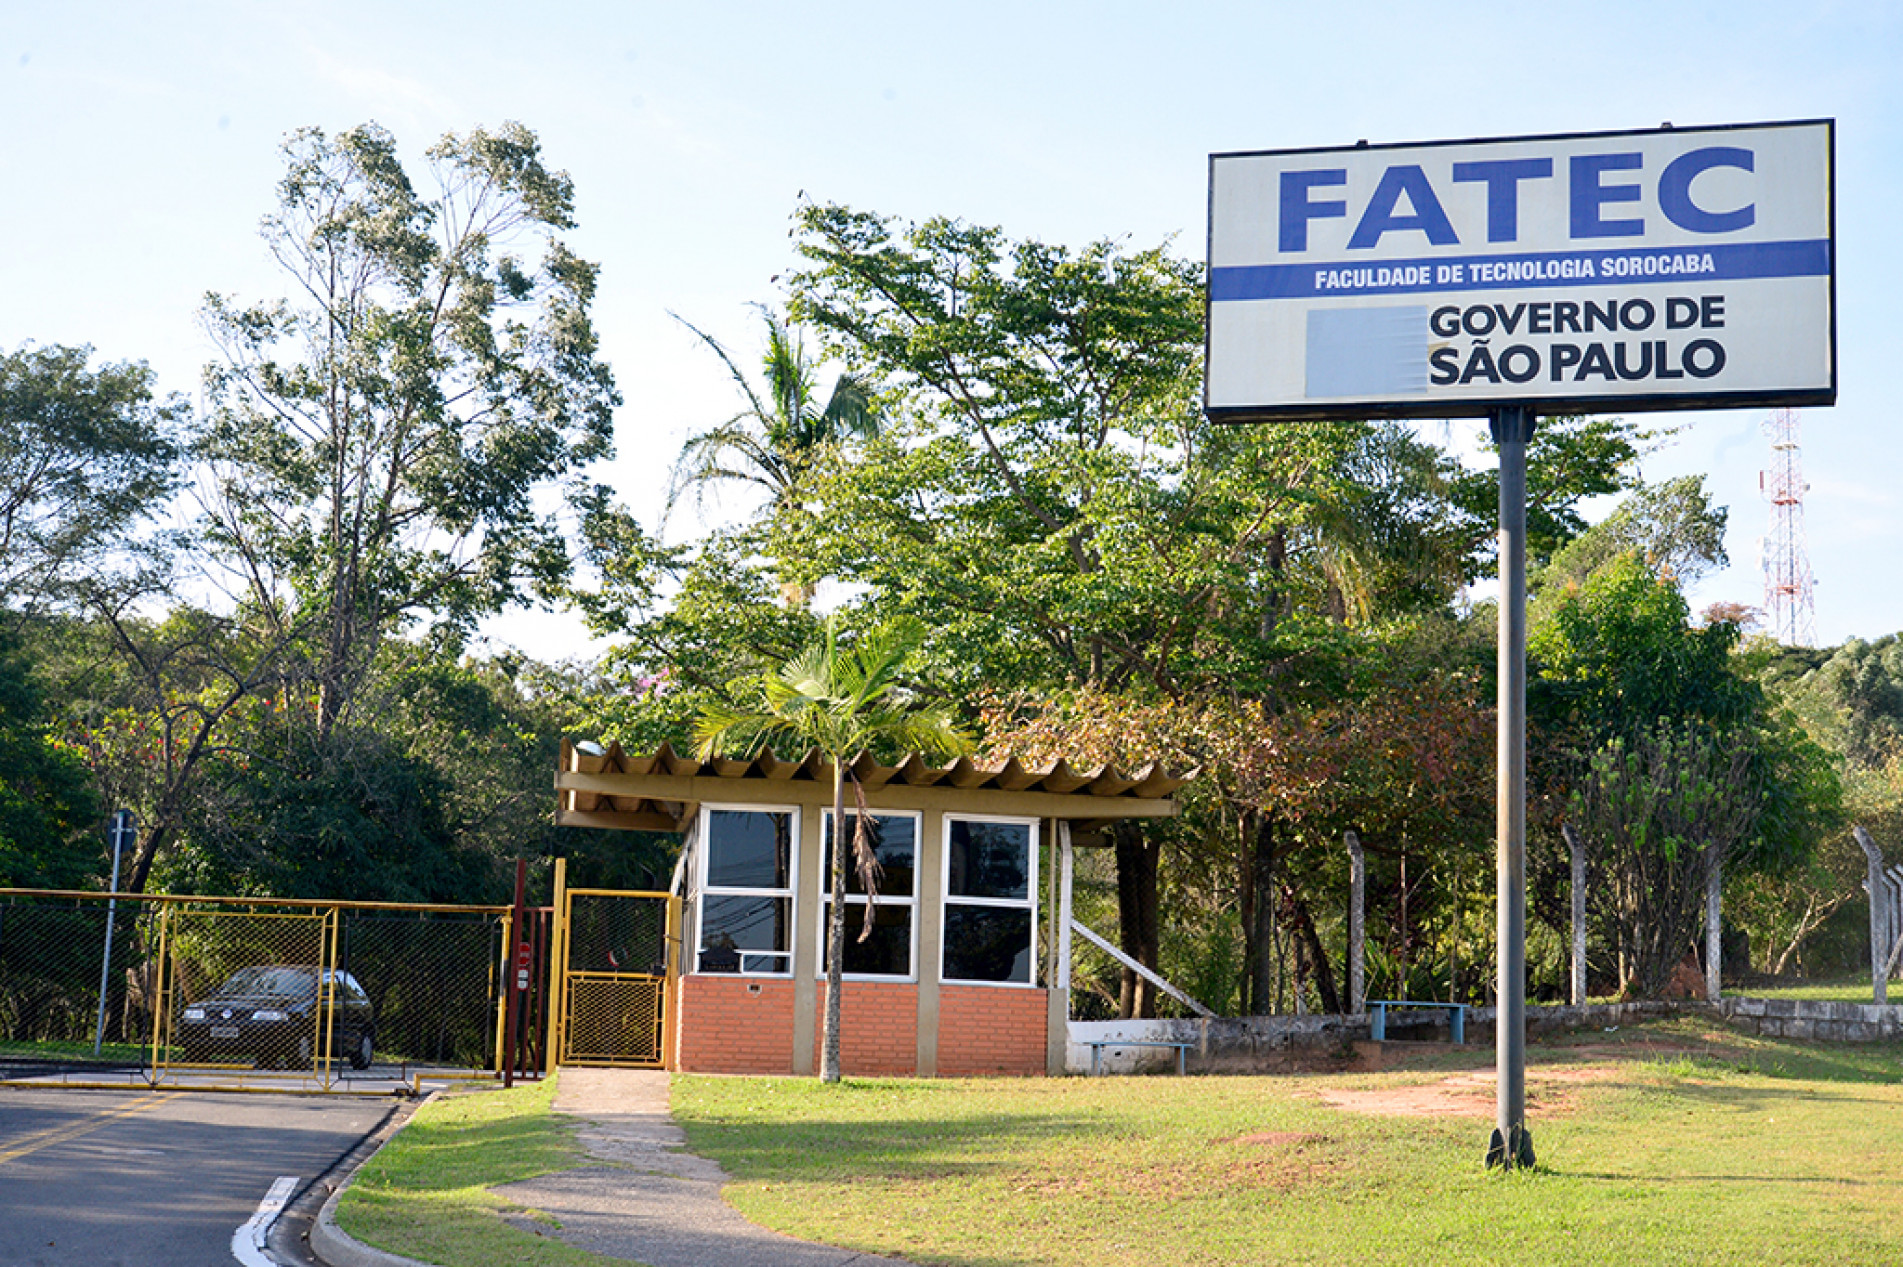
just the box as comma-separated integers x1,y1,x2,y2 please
554,741,1193,1076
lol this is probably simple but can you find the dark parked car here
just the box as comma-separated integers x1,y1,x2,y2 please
176,965,376,1070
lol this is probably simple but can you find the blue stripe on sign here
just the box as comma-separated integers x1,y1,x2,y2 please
1210,238,1831,302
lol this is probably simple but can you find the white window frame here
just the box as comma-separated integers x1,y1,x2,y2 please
815,808,922,982
939,813,1040,988
693,802,800,977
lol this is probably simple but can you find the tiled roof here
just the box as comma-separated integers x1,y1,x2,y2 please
558,740,1197,832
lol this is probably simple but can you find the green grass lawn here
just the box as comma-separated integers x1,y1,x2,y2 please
0,1037,151,1063
672,1018,1903,1267
336,1075,611,1267
1734,977,1889,1003
325,1018,1903,1267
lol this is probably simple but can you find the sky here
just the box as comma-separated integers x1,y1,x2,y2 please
3,1,1898,657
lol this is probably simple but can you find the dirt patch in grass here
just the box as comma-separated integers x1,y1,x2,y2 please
1231,1130,1327,1148
1316,1064,1620,1119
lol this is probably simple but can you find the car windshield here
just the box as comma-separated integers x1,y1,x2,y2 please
217,967,316,997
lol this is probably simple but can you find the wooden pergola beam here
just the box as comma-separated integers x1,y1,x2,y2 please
554,769,1180,827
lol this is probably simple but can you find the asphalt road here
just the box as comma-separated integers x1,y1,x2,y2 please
0,1085,399,1267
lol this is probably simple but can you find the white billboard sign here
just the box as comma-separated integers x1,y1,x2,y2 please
1206,120,1835,421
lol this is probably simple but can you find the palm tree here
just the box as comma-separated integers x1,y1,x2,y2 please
667,306,878,526
695,614,969,1082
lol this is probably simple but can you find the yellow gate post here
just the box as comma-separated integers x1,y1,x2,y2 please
664,892,681,1071
147,905,173,1083
319,907,339,1089
493,909,513,1079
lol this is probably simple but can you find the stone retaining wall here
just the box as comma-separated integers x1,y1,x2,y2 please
1712,996,1903,1042
1066,1015,1356,1075
1068,996,1903,1075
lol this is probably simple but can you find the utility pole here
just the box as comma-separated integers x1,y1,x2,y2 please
1487,406,1535,1171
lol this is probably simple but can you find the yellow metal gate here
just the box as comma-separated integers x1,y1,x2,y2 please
556,889,678,1068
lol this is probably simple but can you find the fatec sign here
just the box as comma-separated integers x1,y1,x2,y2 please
1206,120,1835,421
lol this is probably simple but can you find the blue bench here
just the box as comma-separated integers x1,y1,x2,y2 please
1368,1000,1468,1044
1085,1038,1194,1075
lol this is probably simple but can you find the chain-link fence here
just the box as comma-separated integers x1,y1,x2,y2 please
1,890,511,1088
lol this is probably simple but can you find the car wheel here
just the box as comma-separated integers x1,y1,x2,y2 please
349,1030,373,1071
296,1033,314,1069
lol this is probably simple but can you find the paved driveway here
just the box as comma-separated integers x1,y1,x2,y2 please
0,1085,395,1267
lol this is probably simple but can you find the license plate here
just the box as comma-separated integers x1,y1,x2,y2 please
210,1026,240,1039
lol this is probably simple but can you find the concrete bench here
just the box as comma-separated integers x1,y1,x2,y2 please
1368,1000,1468,1044
1085,1038,1194,1075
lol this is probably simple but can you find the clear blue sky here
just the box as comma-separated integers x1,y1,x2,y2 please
4,2,1897,651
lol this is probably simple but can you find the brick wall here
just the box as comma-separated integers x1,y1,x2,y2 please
937,984,1049,1076
675,976,1050,1076
811,980,919,1076
676,975,796,1074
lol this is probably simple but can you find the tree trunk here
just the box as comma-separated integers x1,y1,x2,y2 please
1246,814,1276,1015
822,764,846,1082
125,822,168,896
1288,891,1341,1014
1238,811,1256,1014
1259,527,1288,640
1114,822,1159,1019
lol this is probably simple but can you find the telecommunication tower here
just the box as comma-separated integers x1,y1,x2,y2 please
1759,408,1816,646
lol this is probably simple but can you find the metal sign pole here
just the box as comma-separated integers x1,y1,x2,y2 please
92,810,135,1057
1488,406,1535,1170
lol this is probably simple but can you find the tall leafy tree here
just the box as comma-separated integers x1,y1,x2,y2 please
0,627,99,889
199,121,619,737
666,307,877,524
1449,413,1656,579
1766,635,1903,767
695,615,969,1083
1741,635,1903,974
1532,554,1839,995
1531,553,1760,747
786,205,1503,1011
0,343,184,622
1570,722,1764,996
787,205,1229,690
1540,474,1729,593
63,601,296,894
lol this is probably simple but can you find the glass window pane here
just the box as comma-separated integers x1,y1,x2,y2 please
822,813,917,897
706,809,792,890
942,905,1033,984
821,902,913,977
947,820,1030,900
699,894,790,973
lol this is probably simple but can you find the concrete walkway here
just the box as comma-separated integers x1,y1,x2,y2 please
313,1067,915,1267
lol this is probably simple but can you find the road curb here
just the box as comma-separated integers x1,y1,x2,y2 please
310,1180,433,1267
306,1092,439,1267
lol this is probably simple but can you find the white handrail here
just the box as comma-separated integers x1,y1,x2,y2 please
1069,919,1214,1018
